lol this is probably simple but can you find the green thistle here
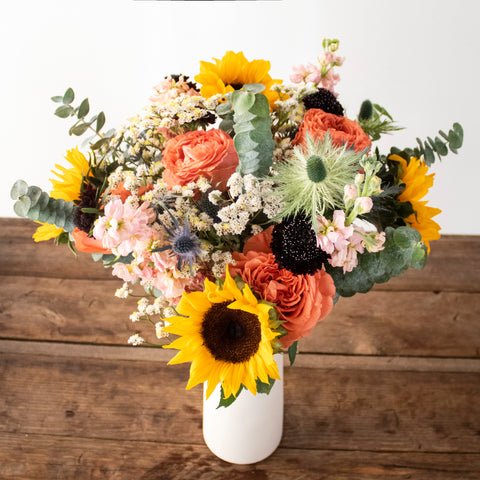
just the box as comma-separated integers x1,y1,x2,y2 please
273,131,366,228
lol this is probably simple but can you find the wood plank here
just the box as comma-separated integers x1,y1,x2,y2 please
1,432,479,480
1,218,479,291
1,351,479,453
1,275,478,357
303,290,480,357
0,218,111,280
2,339,480,373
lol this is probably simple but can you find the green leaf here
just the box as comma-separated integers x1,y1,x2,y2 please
10,179,28,200
247,94,270,117
288,341,298,366
90,136,112,150
81,207,100,214
70,123,90,136
51,95,64,103
393,226,420,248
27,185,42,206
215,102,233,116
411,244,427,270
55,104,74,118
77,98,90,119
255,376,275,395
434,137,448,156
217,384,244,408
231,90,256,112
423,145,435,166
13,196,31,217
62,88,75,104
242,83,266,94
96,111,106,133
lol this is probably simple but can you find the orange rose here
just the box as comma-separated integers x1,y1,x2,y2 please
293,108,371,153
161,129,239,190
231,228,336,348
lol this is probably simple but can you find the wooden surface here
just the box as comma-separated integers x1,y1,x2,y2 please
1,217,479,479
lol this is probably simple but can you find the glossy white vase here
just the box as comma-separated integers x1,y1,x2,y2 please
202,353,284,464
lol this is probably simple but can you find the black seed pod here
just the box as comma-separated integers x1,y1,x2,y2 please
303,88,344,116
270,215,330,276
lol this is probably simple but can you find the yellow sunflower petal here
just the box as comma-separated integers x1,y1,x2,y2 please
195,50,281,108
164,272,280,400
48,147,90,202
32,222,64,242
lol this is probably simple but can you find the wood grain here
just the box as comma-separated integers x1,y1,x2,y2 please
2,433,480,480
1,218,479,291
1,351,479,453
1,217,479,479
1,275,478,357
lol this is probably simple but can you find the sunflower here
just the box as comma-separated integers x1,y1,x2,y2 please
33,147,91,242
163,267,280,399
194,51,282,108
390,154,441,253
273,131,365,229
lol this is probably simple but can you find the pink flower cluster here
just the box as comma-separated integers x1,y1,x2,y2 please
93,199,155,256
290,51,344,92
316,211,385,274
93,198,197,302
149,75,198,104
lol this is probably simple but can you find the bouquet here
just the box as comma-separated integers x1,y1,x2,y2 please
11,39,463,406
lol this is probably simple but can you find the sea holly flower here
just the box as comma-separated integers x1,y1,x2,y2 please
273,132,364,228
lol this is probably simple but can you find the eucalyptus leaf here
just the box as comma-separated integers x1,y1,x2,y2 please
70,123,90,136
77,98,90,119
231,90,256,112
10,179,28,200
242,83,266,94
27,185,43,207
62,88,75,104
13,196,31,217
55,104,74,119
96,111,106,133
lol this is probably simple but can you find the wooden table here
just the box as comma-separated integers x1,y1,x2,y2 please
1,218,479,479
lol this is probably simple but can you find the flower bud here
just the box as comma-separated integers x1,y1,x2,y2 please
354,196,373,214
344,184,359,202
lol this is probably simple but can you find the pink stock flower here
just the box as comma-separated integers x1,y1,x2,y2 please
150,75,198,104
316,210,354,254
354,196,374,214
93,199,155,256
329,231,364,273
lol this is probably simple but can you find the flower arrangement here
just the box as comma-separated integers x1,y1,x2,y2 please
11,39,463,407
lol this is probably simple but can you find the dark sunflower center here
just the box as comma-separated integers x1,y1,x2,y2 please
201,302,261,363
229,83,244,90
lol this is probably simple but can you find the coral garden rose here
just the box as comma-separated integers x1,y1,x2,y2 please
293,108,371,153
161,129,239,190
230,227,336,348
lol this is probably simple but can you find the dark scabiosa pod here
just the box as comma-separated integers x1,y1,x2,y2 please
303,88,344,116
270,214,330,276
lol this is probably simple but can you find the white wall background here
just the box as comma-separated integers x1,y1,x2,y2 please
1,0,478,234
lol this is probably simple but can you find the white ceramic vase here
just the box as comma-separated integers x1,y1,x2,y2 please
202,353,284,464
